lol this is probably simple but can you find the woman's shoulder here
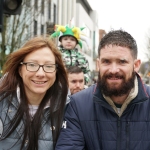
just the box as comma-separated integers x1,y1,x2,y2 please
0,93,18,108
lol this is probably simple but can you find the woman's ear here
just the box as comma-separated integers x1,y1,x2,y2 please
134,59,141,72
19,67,22,77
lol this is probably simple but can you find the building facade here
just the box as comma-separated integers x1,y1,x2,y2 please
53,0,99,77
0,0,100,80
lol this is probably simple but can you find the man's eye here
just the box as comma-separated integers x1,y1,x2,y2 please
102,60,110,64
120,60,127,64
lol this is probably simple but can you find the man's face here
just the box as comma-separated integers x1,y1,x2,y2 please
68,72,85,94
97,45,141,97
61,36,77,50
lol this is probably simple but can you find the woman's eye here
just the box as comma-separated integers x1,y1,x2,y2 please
46,65,53,68
28,63,37,67
29,64,35,66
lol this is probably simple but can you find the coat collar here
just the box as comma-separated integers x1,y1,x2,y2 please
93,73,149,106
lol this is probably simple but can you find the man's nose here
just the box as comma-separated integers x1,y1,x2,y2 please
109,63,119,73
76,82,80,87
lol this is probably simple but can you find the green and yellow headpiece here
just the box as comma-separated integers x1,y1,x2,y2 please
50,25,85,48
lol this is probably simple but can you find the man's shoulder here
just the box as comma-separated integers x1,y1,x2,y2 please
66,85,97,118
144,84,150,95
70,84,96,103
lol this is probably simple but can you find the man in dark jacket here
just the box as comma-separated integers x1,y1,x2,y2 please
55,30,150,150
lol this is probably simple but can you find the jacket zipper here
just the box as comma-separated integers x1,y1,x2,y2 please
117,117,121,150
69,50,73,66
126,121,129,150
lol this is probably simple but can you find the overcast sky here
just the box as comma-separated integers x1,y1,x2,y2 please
89,0,150,62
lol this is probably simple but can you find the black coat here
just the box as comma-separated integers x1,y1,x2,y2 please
56,75,150,150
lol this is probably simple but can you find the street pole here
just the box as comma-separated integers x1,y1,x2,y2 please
0,0,3,32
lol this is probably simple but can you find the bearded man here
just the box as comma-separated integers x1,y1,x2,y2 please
55,30,150,150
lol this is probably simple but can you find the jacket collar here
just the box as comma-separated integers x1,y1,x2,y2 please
94,73,149,105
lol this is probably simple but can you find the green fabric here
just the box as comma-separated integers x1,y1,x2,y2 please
59,26,75,37
59,47,91,84
50,25,85,48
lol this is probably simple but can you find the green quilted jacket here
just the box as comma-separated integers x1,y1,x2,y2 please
58,46,91,84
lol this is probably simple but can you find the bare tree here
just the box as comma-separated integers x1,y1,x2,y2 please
139,27,150,83
0,0,52,77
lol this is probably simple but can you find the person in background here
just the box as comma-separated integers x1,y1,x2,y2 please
67,66,85,95
0,35,68,150
50,25,91,85
55,30,150,150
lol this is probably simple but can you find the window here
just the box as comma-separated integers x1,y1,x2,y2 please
48,0,51,19
34,20,37,35
34,0,38,10
25,0,30,7
41,24,44,34
46,23,54,35
41,0,44,15
53,4,56,24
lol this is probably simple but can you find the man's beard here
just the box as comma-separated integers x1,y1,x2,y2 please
98,71,136,97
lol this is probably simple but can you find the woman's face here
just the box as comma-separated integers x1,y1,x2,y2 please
19,47,56,101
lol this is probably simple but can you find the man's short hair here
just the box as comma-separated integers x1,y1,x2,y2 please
98,29,138,59
66,66,83,74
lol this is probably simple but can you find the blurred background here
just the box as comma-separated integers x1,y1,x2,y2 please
0,0,150,85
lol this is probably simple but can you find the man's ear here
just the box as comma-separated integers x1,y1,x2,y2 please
134,59,141,72
96,58,100,71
